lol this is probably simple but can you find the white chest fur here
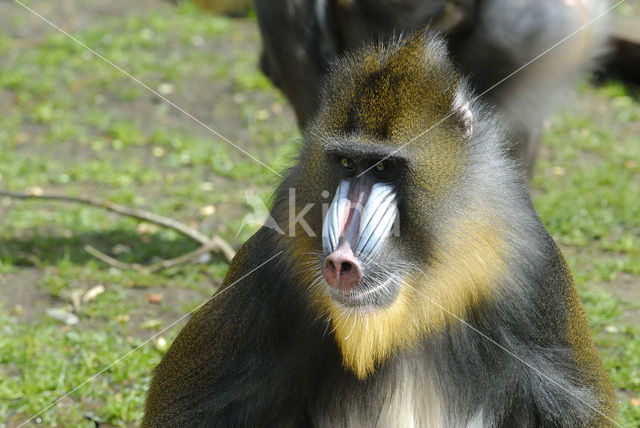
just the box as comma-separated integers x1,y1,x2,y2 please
314,356,485,428
374,358,446,428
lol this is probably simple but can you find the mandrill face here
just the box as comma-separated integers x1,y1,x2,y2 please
320,154,404,309
300,36,469,314
278,34,501,377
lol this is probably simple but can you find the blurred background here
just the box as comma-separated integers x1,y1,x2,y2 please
0,0,638,426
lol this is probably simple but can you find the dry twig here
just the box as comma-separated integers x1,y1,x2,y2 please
0,190,236,270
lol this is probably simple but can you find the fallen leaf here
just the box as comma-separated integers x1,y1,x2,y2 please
83,284,105,302
116,314,130,323
626,160,636,169
141,319,163,330
271,102,283,114
631,397,640,407
70,289,83,314
16,132,29,144
145,293,164,304
111,244,131,254
137,222,159,235
46,308,79,325
200,204,216,216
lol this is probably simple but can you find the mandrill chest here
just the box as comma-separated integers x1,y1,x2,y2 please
310,355,482,428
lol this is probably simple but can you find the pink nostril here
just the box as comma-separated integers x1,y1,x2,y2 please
322,244,363,291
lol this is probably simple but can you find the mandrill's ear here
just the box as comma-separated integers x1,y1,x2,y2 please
453,90,473,139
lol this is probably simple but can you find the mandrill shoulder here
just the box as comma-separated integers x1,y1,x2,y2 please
143,228,333,427
493,218,617,424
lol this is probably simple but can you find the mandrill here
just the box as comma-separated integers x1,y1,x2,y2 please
143,33,616,427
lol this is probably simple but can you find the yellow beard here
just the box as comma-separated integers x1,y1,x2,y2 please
294,216,511,379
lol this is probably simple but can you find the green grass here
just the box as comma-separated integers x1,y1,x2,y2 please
0,315,167,425
533,80,640,426
0,1,639,426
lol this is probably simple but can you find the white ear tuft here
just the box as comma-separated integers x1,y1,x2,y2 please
460,101,473,138
454,90,473,138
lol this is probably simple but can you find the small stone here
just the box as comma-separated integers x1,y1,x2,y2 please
271,102,283,114
256,109,270,121
111,244,131,255
13,304,24,315
26,186,44,196
200,181,214,191
140,28,154,40
157,82,175,95
153,147,166,158
603,325,619,334
191,35,205,46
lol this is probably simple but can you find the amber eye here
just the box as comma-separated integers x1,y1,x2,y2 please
341,157,353,169
375,161,385,172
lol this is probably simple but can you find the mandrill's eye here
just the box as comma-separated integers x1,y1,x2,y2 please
341,157,354,169
375,162,385,172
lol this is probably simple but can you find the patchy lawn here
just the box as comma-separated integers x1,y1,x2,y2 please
0,0,638,426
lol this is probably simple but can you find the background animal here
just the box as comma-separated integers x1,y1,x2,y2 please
255,0,610,177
